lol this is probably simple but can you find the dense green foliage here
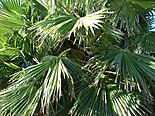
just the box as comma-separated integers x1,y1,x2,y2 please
0,0,155,115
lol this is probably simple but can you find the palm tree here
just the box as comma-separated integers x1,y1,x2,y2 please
0,0,155,115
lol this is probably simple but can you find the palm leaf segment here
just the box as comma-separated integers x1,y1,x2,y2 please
0,40,20,61
71,77,151,116
100,46,155,96
0,0,25,28
0,55,80,116
32,9,110,47
109,0,155,35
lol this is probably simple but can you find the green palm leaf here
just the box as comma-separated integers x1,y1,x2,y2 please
0,40,20,61
0,0,155,115
100,46,155,95
71,77,151,116
31,9,110,47
0,0,25,28
108,0,155,35
0,53,80,115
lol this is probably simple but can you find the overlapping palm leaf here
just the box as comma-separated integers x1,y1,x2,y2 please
98,46,155,96
0,0,25,28
31,8,111,47
0,0,155,115
139,31,155,52
108,0,155,35
0,54,81,116
70,77,151,116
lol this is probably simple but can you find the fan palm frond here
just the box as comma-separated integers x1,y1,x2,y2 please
0,53,81,116
0,0,25,28
0,0,155,116
139,31,155,52
98,46,155,96
108,0,155,35
70,77,151,116
31,9,111,48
